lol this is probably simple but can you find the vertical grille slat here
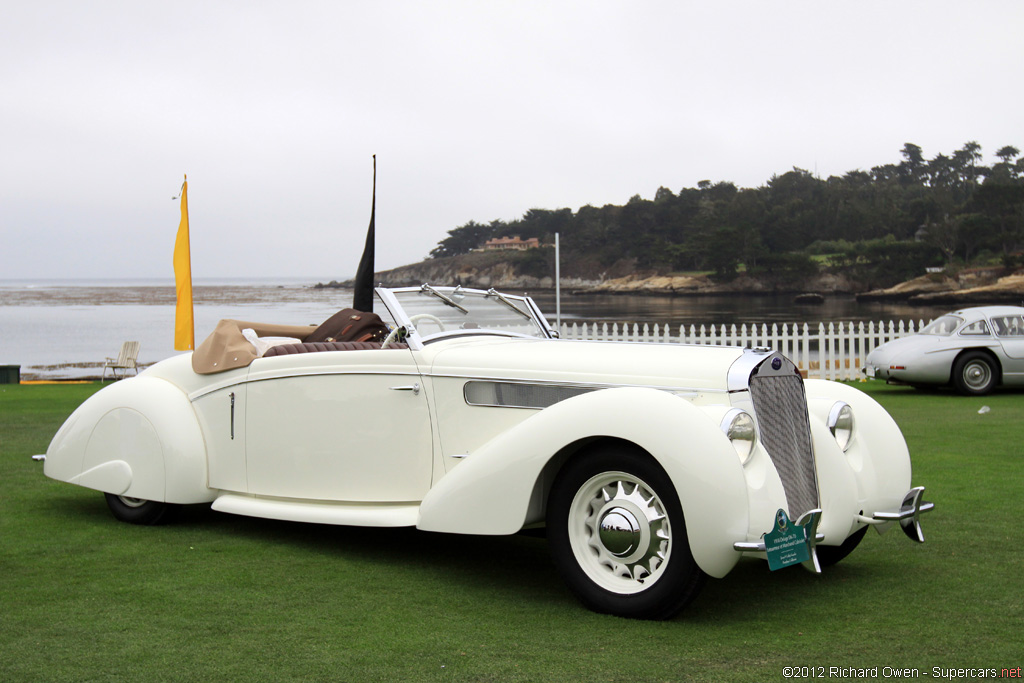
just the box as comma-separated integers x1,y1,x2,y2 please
748,359,818,519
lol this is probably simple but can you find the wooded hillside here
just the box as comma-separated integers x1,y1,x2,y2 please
427,142,1024,289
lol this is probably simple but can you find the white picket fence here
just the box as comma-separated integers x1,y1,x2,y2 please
558,319,928,381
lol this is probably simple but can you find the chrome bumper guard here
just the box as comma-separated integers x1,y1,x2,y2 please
867,486,934,543
732,487,935,572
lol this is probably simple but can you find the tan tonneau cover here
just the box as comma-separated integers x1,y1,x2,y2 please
192,319,315,374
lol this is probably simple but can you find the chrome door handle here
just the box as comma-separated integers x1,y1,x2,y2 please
389,383,420,395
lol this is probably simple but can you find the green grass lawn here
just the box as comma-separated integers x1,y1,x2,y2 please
1,381,1020,682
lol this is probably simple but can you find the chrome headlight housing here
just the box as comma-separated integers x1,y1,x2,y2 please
827,401,855,452
721,409,757,465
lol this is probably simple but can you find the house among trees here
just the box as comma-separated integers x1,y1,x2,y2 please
482,235,541,251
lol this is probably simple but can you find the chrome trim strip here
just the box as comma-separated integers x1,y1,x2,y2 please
727,347,775,392
188,369,419,401
733,532,825,553
429,372,729,396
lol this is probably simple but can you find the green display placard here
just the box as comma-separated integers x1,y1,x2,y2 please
764,509,811,571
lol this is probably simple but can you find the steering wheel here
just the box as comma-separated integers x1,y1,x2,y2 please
381,314,447,349
409,313,446,332
380,326,404,349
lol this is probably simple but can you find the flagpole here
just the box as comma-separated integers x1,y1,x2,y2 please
555,232,561,331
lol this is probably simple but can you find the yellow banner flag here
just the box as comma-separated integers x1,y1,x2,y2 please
173,175,195,351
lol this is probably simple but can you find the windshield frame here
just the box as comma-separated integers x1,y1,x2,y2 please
376,285,556,350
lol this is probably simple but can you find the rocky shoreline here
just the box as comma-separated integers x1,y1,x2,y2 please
856,269,1024,306
317,255,1024,306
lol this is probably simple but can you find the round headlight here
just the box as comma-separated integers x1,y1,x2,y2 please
827,401,855,452
721,409,757,465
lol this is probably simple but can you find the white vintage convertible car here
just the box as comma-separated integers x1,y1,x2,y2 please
42,285,933,619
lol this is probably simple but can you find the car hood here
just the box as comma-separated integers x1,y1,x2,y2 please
422,337,747,390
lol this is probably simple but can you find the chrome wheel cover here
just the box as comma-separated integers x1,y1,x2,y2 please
962,359,993,391
117,496,147,508
567,471,671,594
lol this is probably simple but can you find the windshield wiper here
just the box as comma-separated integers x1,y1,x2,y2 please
420,284,468,314
486,288,531,319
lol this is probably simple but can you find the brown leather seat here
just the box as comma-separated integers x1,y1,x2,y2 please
262,341,408,358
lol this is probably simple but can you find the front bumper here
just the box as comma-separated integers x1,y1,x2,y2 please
733,487,935,572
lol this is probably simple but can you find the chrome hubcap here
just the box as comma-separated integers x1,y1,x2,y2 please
569,472,671,594
118,496,147,508
599,507,642,557
964,361,991,389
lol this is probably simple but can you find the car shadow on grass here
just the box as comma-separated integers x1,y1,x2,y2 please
43,494,900,621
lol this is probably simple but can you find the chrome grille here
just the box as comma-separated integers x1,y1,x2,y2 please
747,357,819,519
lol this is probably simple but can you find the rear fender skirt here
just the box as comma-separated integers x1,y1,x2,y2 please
44,377,213,504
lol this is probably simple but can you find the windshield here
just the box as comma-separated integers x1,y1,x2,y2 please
920,315,964,336
385,286,551,340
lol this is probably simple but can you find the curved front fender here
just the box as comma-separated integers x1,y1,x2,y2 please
417,387,748,578
44,377,212,504
804,380,912,522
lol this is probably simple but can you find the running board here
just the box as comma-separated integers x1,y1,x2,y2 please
212,494,419,527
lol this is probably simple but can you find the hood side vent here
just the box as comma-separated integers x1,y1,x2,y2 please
464,381,594,410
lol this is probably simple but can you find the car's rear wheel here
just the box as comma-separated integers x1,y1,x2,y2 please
952,351,998,395
816,526,868,567
104,493,176,525
547,444,706,620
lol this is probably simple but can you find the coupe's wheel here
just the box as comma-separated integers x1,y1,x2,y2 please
547,444,706,620
104,493,175,525
952,351,998,395
816,526,868,567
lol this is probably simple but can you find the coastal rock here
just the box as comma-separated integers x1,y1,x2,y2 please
580,273,711,295
856,268,1024,305
856,273,960,302
909,273,1024,306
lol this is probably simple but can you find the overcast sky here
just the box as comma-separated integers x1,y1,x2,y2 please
3,1,1022,281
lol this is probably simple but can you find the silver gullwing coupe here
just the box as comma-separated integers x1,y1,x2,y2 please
42,285,933,620
866,305,1024,396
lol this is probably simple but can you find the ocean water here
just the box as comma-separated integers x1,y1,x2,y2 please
1,278,949,380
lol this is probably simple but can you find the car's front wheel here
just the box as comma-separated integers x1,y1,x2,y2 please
547,444,706,620
952,351,998,395
104,493,176,525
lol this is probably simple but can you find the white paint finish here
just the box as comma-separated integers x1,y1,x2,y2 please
429,376,535,467
45,376,214,504
81,408,163,501
417,387,750,579
804,380,911,522
212,494,419,527
424,337,744,390
194,386,247,493
73,460,132,496
245,372,432,502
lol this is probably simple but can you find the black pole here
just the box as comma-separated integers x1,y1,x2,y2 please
353,155,376,312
